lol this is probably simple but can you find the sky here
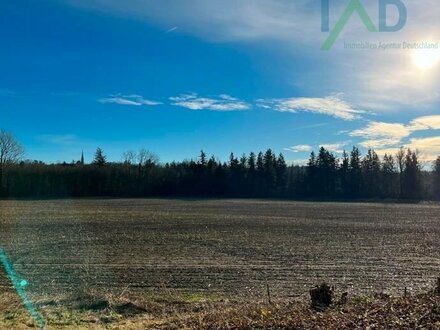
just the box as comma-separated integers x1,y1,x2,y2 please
1,0,440,165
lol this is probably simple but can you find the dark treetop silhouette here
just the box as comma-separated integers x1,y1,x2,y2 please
0,131,439,200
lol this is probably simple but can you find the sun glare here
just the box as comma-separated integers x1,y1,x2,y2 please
413,48,440,70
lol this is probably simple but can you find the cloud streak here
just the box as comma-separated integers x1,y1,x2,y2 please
258,95,365,121
320,142,349,154
165,26,178,33
170,94,250,111
285,142,349,155
99,94,162,106
284,145,313,153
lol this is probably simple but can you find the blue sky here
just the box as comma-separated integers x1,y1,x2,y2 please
2,0,440,164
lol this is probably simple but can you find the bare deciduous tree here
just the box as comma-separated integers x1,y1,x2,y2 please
0,130,24,165
122,150,137,165
0,130,25,190
138,149,159,177
138,149,159,167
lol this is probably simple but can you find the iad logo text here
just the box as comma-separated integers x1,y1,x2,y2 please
321,0,407,50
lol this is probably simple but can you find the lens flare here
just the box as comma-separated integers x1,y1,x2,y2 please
413,48,440,70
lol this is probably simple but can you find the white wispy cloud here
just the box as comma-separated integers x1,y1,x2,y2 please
409,115,440,130
258,95,365,121
320,142,349,154
407,136,440,161
375,136,440,163
170,93,250,111
99,94,162,106
350,122,411,148
284,145,313,153
285,142,349,154
350,116,440,149
286,159,309,166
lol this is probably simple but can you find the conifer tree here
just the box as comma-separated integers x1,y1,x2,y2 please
349,147,362,197
93,147,107,167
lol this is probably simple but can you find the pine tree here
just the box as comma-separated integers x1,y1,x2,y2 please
349,147,362,197
339,150,350,196
229,152,239,169
240,154,247,169
316,147,337,196
362,149,381,197
93,147,107,167
247,152,257,195
402,149,422,199
207,156,217,171
307,151,317,196
382,154,397,198
199,150,207,166
276,153,287,193
255,152,265,196
263,149,276,192
256,152,264,173
248,152,256,173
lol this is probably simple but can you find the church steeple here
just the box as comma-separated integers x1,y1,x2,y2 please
80,151,84,165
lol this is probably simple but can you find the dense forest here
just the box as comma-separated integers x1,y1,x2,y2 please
1,130,440,200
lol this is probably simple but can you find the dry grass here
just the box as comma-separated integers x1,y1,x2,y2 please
1,288,440,329
173,293,440,329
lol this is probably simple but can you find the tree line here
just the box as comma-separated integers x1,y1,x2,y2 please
1,130,440,200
